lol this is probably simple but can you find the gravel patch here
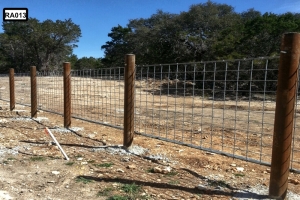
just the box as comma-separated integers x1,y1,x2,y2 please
92,145,177,163
48,127,84,133
0,119,8,123
127,145,149,155
144,153,171,162
93,145,149,156
11,116,49,123
0,190,13,200
0,146,19,157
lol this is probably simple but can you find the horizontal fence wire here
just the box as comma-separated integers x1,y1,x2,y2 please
134,57,299,173
0,56,299,173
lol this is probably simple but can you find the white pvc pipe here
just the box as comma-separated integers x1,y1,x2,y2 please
45,127,69,160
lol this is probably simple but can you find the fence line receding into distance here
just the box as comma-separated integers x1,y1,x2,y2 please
0,57,300,173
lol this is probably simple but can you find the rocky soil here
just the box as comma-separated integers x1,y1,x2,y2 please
0,102,299,200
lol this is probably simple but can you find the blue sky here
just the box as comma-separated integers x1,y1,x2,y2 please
1,0,300,59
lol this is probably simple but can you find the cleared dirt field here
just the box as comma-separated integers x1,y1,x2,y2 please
1,75,299,171
0,104,300,200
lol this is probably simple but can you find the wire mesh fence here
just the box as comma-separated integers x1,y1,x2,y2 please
0,74,9,105
0,56,299,172
14,73,31,106
0,73,31,108
134,57,300,172
37,71,64,115
70,68,124,127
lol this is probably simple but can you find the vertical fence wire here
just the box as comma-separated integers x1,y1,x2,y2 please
159,65,163,138
246,60,254,159
182,65,186,142
222,62,228,152
260,60,268,162
190,64,196,144
200,63,205,148
151,66,155,137
166,65,170,139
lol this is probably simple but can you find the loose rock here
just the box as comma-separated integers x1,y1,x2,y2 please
127,164,136,169
153,167,162,173
116,169,124,173
197,184,207,190
236,167,244,172
289,179,300,185
162,166,171,174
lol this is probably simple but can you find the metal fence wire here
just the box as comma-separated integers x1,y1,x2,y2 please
37,71,64,115
70,68,124,127
134,57,299,172
14,73,31,106
0,74,9,106
0,73,31,108
0,56,299,172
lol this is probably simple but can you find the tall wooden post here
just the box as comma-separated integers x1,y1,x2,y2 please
63,62,71,128
269,32,300,199
30,66,37,118
123,54,135,148
9,68,15,111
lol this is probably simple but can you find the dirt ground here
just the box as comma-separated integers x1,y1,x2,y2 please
0,102,300,200
2,76,299,171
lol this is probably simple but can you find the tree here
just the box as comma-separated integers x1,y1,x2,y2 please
0,18,81,72
102,2,241,65
74,56,102,70
101,1,300,67
101,25,132,67
238,12,300,58
128,10,181,64
66,54,78,69
240,8,261,21
180,1,240,61
0,23,30,72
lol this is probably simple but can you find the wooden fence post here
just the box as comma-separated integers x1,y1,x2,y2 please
269,32,300,199
123,54,135,148
30,66,37,118
63,62,71,128
9,68,15,111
